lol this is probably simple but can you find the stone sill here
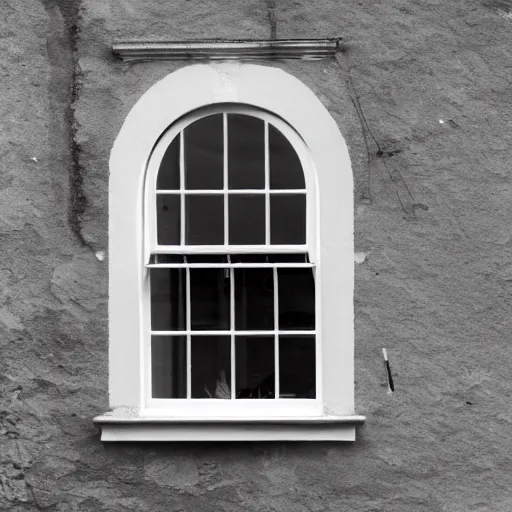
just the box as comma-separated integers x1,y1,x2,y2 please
93,414,366,442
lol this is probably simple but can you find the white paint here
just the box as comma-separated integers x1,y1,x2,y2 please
102,63,360,440
354,252,367,264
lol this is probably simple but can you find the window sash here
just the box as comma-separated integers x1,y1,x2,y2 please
148,261,317,403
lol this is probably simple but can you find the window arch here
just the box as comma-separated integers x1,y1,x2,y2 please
96,63,364,441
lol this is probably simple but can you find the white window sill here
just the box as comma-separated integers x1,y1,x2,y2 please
93,412,366,441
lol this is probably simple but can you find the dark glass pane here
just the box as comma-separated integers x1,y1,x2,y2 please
151,336,186,398
270,194,306,244
268,254,308,263
185,114,223,190
278,268,315,330
230,254,267,263
187,255,228,264
186,195,224,245
150,254,184,264
157,134,180,190
269,124,305,189
228,114,264,189
191,336,231,399
150,269,186,331
279,336,316,398
190,268,230,330
235,336,274,399
229,195,265,245
157,195,180,245
235,268,274,330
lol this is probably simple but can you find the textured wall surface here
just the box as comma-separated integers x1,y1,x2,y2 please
1,0,512,510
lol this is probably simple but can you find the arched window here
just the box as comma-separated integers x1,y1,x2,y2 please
95,63,365,441
145,106,317,411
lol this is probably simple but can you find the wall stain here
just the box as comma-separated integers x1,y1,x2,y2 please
40,0,92,250
266,0,277,39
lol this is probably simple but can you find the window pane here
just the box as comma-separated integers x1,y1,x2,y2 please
185,114,223,190
279,336,316,398
235,268,274,330
270,194,306,245
269,124,305,189
191,336,231,399
157,195,180,245
150,269,186,331
151,336,186,398
157,134,180,190
190,268,230,330
186,195,224,245
228,114,264,189
236,336,274,399
278,268,315,330
229,195,265,245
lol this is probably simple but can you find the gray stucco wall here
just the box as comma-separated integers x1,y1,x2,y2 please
2,0,512,510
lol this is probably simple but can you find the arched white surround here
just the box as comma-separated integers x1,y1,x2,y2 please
95,63,365,441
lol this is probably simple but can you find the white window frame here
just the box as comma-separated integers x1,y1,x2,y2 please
145,105,319,417
94,63,365,441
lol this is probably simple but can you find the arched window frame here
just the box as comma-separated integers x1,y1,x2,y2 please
95,63,365,441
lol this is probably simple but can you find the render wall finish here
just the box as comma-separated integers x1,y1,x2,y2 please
1,0,512,510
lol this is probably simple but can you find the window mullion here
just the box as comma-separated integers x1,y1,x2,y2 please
180,131,185,245
264,120,270,246
230,261,235,400
185,258,191,399
223,113,229,246
273,267,279,399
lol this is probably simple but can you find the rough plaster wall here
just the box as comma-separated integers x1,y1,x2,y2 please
1,0,512,510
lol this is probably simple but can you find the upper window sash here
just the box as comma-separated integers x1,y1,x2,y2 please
144,105,318,263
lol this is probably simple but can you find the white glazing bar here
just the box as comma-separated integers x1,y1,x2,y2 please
146,262,314,269
180,131,185,245
264,121,270,245
273,267,280,399
156,189,306,195
223,113,229,245
185,260,191,398
151,245,308,255
230,262,235,400
151,330,316,336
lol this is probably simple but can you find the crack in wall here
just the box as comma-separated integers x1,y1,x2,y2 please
336,48,418,219
40,0,92,249
266,0,277,39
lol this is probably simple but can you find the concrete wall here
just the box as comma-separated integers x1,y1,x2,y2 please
1,0,511,510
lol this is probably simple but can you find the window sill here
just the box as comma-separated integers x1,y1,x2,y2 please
93,411,366,441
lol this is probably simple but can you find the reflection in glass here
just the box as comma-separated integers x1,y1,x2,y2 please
228,114,265,189
186,195,224,245
157,134,180,190
229,195,265,245
191,336,231,399
157,195,180,245
270,194,306,244
151,336,186,398
190,268,230,330
279,336,316,398
278,268,315,329
236,336,274,399
150,269,186,331
269,124,305,190
185,114,223,190
235,268,274,330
